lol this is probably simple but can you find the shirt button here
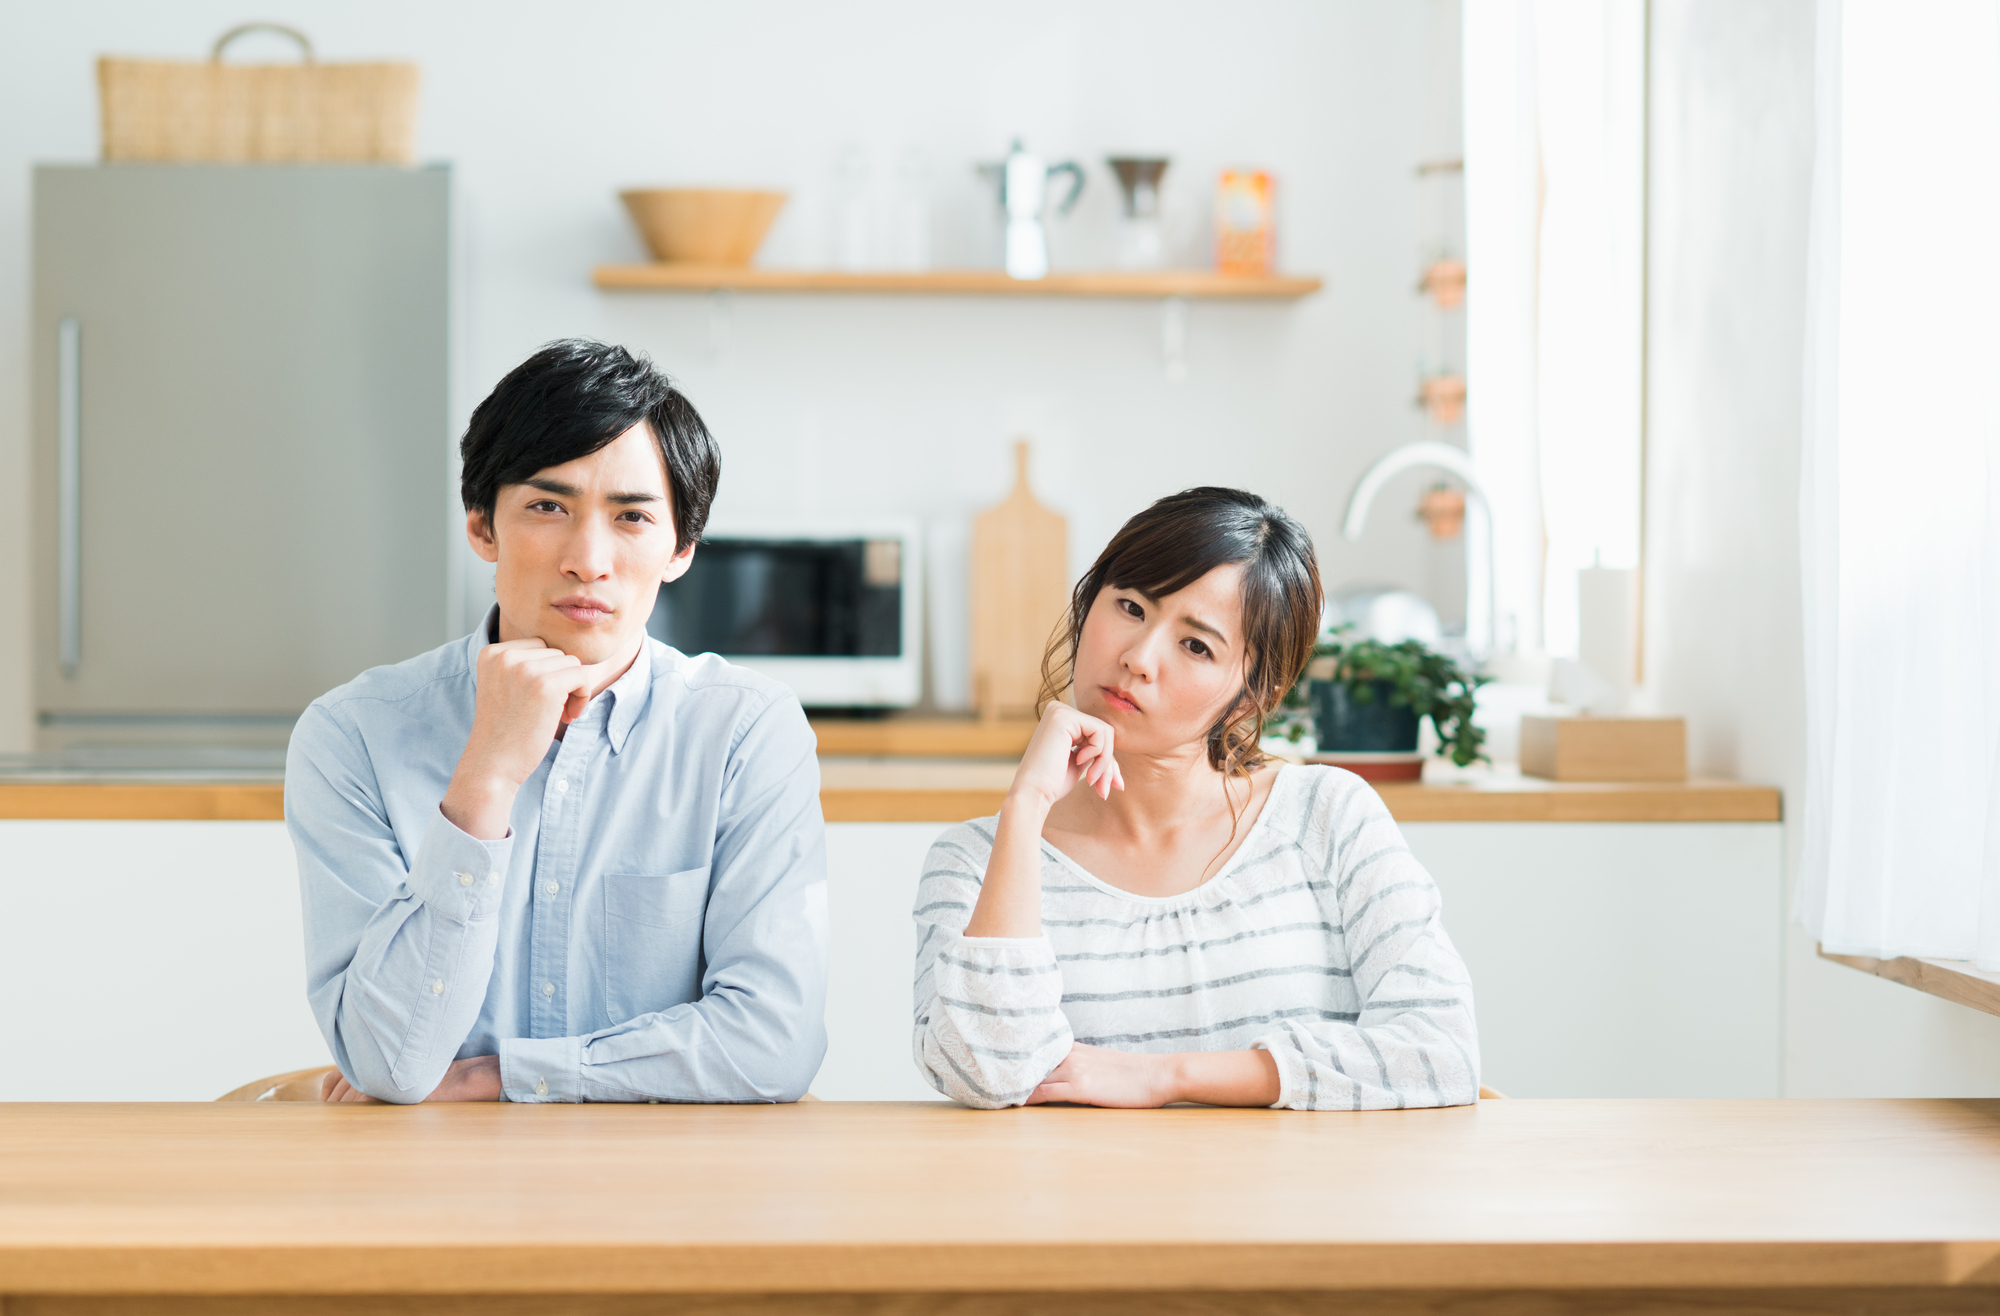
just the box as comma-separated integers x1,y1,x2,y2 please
535,1078,548,1097
487,872,501,885
553,778,569,794
543,881,559,896
455,872,473,886
542,981,556,997
431,979,444,994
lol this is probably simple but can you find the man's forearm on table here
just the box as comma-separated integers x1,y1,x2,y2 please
321,811,513,1100
501,979,825,1104
330,906,503,1101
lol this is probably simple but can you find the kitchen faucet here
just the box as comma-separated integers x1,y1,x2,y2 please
1341,440,1495,663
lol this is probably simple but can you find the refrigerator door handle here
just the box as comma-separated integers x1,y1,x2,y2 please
57,317,81,676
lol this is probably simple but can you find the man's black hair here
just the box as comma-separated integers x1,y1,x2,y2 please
459,339,719,553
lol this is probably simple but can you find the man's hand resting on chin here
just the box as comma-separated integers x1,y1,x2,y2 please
441,638,629,841
321,1054,503,1103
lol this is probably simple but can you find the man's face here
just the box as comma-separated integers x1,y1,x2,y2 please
467,422,694,664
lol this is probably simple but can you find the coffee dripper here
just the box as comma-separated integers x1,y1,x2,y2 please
1107,157,1170,270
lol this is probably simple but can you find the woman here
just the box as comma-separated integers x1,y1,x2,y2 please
913,488,1479,1110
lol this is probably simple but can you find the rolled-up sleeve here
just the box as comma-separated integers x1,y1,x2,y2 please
911,827,1073,1108
1250,785,1480,1110
288,703,513,1104
499,694,829,1103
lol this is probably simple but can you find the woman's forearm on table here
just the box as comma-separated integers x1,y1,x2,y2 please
962,792,1050,939
1169,1049,1283,1107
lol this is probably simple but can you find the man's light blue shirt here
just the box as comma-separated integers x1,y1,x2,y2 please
286,611,828,1104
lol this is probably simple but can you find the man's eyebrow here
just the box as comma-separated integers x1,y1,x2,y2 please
521,477,661,505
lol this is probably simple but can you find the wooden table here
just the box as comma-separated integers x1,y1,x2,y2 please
2,1100,1995,1315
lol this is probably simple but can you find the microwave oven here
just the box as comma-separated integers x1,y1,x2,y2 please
646,519,922,709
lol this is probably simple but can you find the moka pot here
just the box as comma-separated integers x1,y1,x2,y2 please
982,139,1085,280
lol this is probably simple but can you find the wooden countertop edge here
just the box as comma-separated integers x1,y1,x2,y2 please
1373,781,1781,823
1,1240,1996,1294
0,781,1783,824
809,717,1035,757
1820,946,2000,1018
821,789,1006,823
0,782,289,821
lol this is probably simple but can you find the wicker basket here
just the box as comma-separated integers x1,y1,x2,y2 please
99,24,419,164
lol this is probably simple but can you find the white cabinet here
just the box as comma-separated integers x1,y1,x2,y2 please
817,820,1786,1101
820,823,954,1102
1407,822,1783,1098
0,817,1782,1102
0,820,321,1101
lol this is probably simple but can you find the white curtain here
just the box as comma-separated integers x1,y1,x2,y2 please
1795,0,2000,970
1530,0,1646,660
1463,0,1545,657
1464,0,1644,660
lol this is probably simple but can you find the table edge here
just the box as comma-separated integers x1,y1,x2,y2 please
1,1240,1996,1295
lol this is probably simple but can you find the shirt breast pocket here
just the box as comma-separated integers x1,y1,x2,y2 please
602,867,710,1025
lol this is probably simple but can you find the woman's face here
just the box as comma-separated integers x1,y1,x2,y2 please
1071,563,1252,758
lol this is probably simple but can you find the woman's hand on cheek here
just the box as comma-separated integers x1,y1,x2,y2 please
1025,1043,1178,1108
1009,704,1126,811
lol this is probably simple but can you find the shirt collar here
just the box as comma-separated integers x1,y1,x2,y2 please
470,606,652,756
602,639,652,755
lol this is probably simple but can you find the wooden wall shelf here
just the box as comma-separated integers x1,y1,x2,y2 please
1820,946,2000,1018
592,265,1324,299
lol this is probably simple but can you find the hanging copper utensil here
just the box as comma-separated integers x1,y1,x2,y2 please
1416,482,1466,540
1418,256,1466,309
1416,372,1466,425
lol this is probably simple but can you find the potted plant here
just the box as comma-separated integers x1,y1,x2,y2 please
1272,629,1488,779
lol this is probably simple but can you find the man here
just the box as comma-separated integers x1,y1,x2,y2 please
288,339,827,1104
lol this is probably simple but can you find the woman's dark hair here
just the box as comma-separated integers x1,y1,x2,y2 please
459,339,719,552
1039,487,1323,781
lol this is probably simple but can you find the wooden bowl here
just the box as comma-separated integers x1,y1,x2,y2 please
619,188,787,265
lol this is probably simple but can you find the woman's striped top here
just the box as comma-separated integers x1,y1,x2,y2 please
911,764,1480,1110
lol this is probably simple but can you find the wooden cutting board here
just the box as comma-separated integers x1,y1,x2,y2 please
971,440,1069,721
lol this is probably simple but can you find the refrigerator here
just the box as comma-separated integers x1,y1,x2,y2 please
30,164,451,751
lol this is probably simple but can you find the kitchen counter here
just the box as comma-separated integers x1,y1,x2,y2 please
2,1099,1995,1312
0,758,1780,823
1,754,1790,1103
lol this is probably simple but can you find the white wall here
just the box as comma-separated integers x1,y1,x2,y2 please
0,0,1470,740
1644,0,2000,1095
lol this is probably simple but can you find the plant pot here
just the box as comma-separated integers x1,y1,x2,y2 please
1311,679,1420,753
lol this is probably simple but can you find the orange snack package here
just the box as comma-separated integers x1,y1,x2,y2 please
1215,169,1276,276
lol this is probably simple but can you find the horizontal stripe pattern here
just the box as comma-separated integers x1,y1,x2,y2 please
912,765,1480,1110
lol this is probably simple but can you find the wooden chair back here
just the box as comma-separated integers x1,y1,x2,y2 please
216,1066,337,1102
217,1067,823,1103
